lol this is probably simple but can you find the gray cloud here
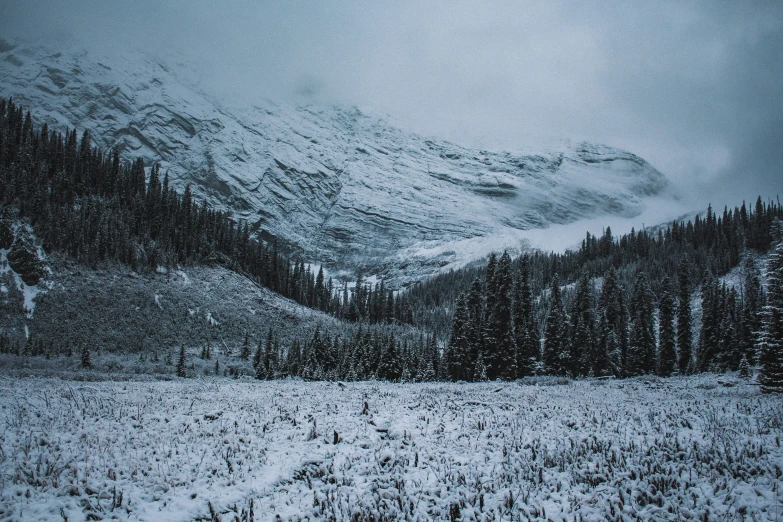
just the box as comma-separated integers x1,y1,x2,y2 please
1,0,781,207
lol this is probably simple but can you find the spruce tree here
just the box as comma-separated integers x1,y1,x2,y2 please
447,293,471,381
570,272,595,377
263,328,276,379
430,334,445,381
81,344,92,369
484,253,498,316
658,277,676,376
513,255,538,377
738,354,751,379
321,332,337,376
177,345,187,377
255,354,267,380
466,278,484,378
677,257,693,373
378,334,402,381
597,267,623,376
719,287,740,370
419,357,436,382
240,331,251,360
698,272,721,371
490,251,517,380
301,327,322,380
627,273,655,376
741,257,763,363
758,243,783,393
253,337,263,369
543,275,569,375
473,352,488,381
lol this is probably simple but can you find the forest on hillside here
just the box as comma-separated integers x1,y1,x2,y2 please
1,97,782,389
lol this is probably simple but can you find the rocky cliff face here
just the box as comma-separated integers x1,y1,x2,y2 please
0,41,672,285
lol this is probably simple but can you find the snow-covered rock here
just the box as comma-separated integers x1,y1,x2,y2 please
0,41,673,285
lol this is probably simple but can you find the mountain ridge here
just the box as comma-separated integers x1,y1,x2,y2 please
0,40,673,285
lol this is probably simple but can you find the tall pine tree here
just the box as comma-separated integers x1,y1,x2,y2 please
543,275,569,376
570,272,595,376
758,242,783,393
658,277,676,376
627,273,655,376
677,257,693,373
488,251,517,380
513,255,538,377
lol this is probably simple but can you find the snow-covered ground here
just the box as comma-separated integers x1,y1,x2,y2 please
1,375,781,521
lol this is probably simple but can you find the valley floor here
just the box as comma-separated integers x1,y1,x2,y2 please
0,375,781,521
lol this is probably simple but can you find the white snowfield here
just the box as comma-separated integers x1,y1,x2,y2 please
1,375,781,521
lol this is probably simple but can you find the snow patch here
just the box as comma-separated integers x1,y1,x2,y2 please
0,240,47,318
176,269,191,285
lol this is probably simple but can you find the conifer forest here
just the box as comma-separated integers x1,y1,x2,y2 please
2,98,782,392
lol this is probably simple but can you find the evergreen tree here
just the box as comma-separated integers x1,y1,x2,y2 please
596,267,624,376
177,345,187,377
473,352,488,382
489,251,517,380
378,334,402,381
658,277,676,376
570,271,595,376
719,287,740,370
430,334,445,381
240,331,251,360
419,356,436,382
543,275,569,375
758,243,783,393
447,293,471,381
301,327,322,380
81,344,92,369
741,257,763,363
263,328,276,379
513,255,538,377
699,272,721,371
466,278,484,376
738,354,751,379
677,257,693,373
253,337,263,369
484,253,498,317
627,273,655,376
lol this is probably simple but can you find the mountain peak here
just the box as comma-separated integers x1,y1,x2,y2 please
0,42,673,285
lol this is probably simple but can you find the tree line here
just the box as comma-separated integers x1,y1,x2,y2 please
441,214,783,391
2,97,782,390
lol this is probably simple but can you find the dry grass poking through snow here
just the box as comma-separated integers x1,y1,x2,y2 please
0,375,782,521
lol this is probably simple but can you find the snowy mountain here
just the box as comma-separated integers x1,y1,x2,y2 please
0,40,673,285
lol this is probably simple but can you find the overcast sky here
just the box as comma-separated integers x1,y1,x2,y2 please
1,0,781,207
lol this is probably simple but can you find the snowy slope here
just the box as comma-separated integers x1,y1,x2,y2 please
0,41,674,285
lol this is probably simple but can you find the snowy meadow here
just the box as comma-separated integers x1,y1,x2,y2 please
1,375,782,521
